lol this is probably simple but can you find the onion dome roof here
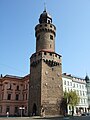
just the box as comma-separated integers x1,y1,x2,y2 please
39,9,52,24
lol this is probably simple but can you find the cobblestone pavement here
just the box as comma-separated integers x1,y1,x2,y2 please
0,116,90,120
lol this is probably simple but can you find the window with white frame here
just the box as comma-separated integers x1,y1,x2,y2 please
64,80,66,85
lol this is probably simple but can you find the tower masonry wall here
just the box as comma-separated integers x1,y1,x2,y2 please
30,52,61,66
35,23,56,37
41,59,63,115
30,51,63,115
35,23,56,52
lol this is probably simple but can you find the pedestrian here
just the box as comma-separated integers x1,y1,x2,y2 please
6,112,9,117
41,106,45,117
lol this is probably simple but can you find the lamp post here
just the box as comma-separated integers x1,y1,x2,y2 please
19,107,25,117
66,97,68,115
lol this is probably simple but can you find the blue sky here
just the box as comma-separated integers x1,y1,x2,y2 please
0,0,90,78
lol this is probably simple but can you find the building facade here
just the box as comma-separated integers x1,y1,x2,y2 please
0,9,90,117
62,73,88,115
0,73,89,116
0,74,29,116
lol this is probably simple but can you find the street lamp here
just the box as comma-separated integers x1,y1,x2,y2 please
19,107,25,117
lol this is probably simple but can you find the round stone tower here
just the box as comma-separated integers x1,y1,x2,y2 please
35,9,56,52
29,9,63,116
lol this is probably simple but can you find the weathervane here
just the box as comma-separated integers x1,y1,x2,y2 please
44,2,46,12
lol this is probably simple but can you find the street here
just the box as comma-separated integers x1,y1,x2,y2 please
0,116,90,120
63,116,90,120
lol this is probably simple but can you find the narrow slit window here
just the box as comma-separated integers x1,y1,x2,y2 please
37,35,40,41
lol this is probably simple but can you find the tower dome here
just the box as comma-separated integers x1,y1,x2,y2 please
85,74,90,83
39,9,52,24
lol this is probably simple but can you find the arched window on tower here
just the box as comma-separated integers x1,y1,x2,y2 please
47,18,51,24
50,35,53,40
48,20,50,23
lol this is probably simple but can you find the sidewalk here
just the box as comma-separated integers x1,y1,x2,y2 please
0,116,63,120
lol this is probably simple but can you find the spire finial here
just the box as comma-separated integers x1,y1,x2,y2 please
86,71,88,77
44,2,46,12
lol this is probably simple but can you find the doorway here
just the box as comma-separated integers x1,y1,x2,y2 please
32,103,37,116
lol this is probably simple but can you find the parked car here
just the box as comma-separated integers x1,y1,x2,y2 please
86,113,90,116
81,113,86,116
81,112,90,116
